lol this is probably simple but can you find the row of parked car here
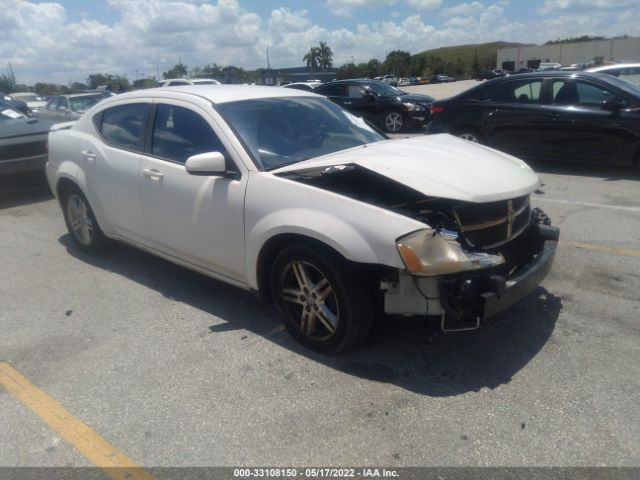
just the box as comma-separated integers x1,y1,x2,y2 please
2,63,640,178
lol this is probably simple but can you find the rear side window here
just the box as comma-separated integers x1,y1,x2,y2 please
481,79,542,103
98,103,148,152
317,84,346,97
151,104,226,164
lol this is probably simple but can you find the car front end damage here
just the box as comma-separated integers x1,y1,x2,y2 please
383,197,558,331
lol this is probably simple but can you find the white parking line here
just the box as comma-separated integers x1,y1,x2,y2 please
534,197,640,213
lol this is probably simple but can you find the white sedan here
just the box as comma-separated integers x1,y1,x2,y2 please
46,85,559,353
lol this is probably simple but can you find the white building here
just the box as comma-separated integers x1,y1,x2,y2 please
497,37,640,71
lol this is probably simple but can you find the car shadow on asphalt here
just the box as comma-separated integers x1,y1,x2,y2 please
0,171,54,210
529,160,640,182
60,235,562,397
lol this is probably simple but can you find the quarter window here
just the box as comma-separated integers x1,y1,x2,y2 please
151,104,226,164
99,103,148,152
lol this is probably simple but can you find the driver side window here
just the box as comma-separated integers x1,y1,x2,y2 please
151,104,227,164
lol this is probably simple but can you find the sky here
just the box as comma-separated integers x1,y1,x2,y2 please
1,0,639,84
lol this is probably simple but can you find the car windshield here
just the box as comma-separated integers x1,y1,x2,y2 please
366,82,406,97
68,95,103,113
215,96,385,170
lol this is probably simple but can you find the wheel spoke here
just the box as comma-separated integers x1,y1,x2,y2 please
81,224,91,244
316,304,337,333
291,262,311,290
313,277,333,301
282,288,304,305
300,310,316,335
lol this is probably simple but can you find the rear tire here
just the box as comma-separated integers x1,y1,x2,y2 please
61,187,110,254
456,129,485,145
271,244,373,354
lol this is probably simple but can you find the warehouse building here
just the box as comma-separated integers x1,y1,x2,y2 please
497,37,640,71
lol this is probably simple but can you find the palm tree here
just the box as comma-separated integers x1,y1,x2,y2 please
318,42,333,72
303,47,320,73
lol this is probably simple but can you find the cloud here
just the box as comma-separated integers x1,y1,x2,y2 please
441,2,486,17
0,0,639,85
325,0,396,16
407,0,442,10
539,0,637,15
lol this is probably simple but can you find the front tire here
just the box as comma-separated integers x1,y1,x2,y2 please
271,244,373,354
61,188,110,254
383,110,404,133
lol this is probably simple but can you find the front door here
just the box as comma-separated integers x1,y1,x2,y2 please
539,77,635,164
138,101,247,283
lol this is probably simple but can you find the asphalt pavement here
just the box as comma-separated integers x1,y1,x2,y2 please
1,83,639,471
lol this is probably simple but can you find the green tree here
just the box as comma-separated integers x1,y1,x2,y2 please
366,58,381,78
0,63,16,93
383,50,411,77
318,42,333,71
162,62,188,79
303,47,320,72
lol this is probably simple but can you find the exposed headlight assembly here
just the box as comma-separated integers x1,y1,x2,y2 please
402,102,426,112
396,229,505,276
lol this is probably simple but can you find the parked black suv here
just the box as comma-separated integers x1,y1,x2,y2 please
428,71,640,166
315,79,434,132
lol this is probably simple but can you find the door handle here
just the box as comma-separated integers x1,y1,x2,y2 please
142,168,164,180
81,150,97,161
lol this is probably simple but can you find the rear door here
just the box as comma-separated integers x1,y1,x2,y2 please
476,77,547,159
138,100,248,282
89,101,151,242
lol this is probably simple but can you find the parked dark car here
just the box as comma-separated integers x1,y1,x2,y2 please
428,71,640,167
0,101,54,175
315,79,434,132
476,69,508,81
1,91,30,116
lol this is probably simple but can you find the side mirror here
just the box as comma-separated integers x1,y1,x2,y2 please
185,151,228,176
363,91,375,102
601,99,622,111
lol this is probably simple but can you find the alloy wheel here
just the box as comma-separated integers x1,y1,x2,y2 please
384,112,403,132
66,194,94,245
280,260,339,341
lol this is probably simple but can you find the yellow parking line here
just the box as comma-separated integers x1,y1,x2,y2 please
561,240,640,258
0,362,155,480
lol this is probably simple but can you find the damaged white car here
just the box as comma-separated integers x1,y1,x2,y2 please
46,86,559,353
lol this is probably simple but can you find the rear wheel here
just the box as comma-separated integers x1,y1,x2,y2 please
271,244,373,353
383,110,404,133
456,129,485,145
61,188,110,254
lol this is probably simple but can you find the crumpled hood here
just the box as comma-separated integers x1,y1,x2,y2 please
272,134,540,203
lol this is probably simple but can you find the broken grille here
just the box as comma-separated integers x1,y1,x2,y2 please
453,195,531,249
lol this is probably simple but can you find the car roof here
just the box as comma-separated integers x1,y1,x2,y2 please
107,85,318,104
588,63,640,72
321,79,385,86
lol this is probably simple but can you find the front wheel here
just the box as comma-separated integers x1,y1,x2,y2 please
383,110,404,133
271,244,373,353
62,188,110,254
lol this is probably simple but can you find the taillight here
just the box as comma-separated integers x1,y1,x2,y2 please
431,105,444,114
